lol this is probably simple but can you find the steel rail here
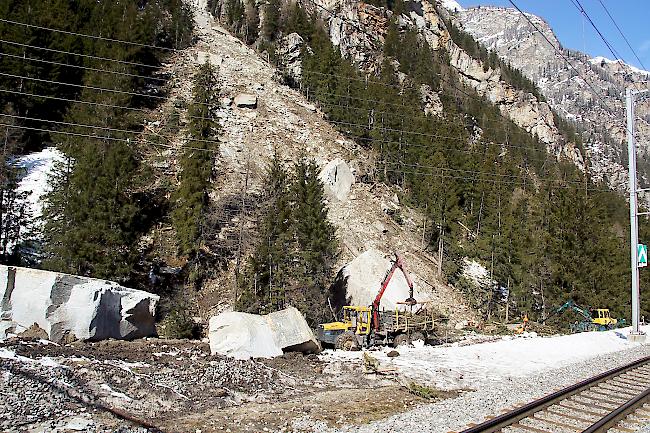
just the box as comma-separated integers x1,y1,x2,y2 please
459,356,650,433
582,387,650,433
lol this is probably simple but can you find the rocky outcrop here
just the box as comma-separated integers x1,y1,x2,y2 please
208,306,320,359
0,266,159,342
276,32,306,83
420,84,444,116
319,158,355,202
307,0,581,168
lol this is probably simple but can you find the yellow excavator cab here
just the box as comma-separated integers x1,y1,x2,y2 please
592,309,617,326
319,306,372,334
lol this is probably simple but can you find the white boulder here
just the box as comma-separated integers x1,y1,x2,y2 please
341,249,426,310
208,306,320,359
0,266,159,342
234,93,258,108
319,158,355,202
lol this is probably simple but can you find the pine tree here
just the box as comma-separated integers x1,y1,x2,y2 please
290,158,338,324
262,0,281,41
244,0,260,45
172,62,219,256
238,152,294,313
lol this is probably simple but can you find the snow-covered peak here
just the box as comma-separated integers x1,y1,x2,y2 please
440,0,464,12
589,55,650,76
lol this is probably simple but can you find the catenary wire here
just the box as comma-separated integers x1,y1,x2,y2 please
0,50,167,82
0,39,161,70
0,113,221,146
596,0,648,71
0,18,180,52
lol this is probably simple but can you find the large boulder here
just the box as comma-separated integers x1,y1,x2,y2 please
319,158,355,202
208,306,320,359
341,249,426,310
0,266,159,342
234,93,257,108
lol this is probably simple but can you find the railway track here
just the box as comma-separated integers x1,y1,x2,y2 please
457,356,650,433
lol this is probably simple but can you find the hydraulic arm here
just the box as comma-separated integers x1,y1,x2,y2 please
371,251,416,331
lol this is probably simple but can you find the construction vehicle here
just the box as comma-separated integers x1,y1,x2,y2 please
541,300,617,332
514,314,529,334
316,252,436,350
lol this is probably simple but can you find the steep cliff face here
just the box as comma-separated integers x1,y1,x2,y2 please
306,0,585,168
455,5,650,190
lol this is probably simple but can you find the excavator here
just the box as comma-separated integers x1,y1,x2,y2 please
541,300,618,332
316,252,435,350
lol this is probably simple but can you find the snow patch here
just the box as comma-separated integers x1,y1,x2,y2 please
100,383,133,401
589,56,650,75
440,0,463,12
462,258,493,288
320,326,650,390
0,347,64,368
16,147,65,222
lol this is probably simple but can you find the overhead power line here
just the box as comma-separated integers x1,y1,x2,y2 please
0,50,167,82
569,0,626,65
0,113,221,146
596,0,648,72
0,122,220,154
507,0,619,106
0,18,180,52
0,39,160,69
0,71,167,101
0,88,213,123
1,118,584,189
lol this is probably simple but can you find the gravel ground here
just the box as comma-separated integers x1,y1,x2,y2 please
291,344,650,433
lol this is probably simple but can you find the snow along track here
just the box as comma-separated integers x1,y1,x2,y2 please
456,356,650,433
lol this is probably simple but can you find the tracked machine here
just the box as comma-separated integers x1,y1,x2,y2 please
541,300,619,332
317,252,436,350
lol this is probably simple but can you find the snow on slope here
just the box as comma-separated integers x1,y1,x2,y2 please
440,0,463,12
589,55,650,76
16,147,65,221
321,325,649,390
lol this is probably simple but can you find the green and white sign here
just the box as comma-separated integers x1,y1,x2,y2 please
639,244,648,268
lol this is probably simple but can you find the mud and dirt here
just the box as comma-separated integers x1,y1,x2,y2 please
1,337,453,433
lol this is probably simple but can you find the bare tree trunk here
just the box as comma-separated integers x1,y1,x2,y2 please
234,160,251,301
505,278,510,323
477,191,484,236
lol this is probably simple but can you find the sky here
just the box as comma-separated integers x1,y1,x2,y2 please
458,0,650,71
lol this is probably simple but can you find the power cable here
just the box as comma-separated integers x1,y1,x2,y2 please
298,0,562,163
0,71,168,101
0,88,213,123
0,113,221,146
0,50,167,82
1,120,583,189
507,0,620,107
569,0,626,67
0,123,220,154
0,39,160,69
0,18,180,53
596,0,648,72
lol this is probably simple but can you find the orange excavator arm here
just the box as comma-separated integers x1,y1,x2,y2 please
372,251,416,331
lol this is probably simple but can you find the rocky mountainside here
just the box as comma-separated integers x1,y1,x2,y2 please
175,0,475,322
306,0,584,165
453,5,650,191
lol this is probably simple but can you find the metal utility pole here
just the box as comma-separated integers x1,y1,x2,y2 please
627,87,648,341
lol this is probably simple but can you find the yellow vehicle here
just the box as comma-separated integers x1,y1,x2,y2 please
317,306,372,350
592,308,617,327
317,252,436,349
542,300,619,332
316,303,436,349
